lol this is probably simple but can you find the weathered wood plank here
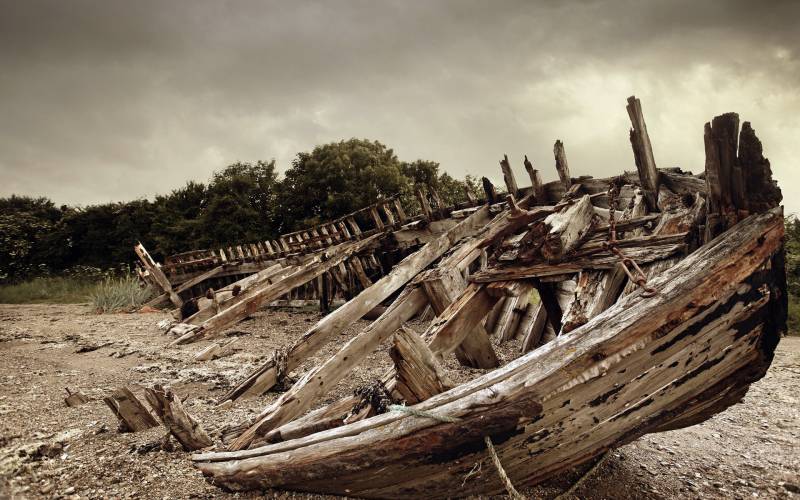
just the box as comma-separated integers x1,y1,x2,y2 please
390,326,452,404
553,140,571,189
626,96,660,209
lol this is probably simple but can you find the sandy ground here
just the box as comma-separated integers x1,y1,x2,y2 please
0,303,797,499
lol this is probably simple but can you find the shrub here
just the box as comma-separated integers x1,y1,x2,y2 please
89,276,155,313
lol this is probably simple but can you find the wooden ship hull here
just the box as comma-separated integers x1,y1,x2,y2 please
126,98,785,498
193,208,785,498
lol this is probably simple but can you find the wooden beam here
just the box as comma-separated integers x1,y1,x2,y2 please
520,302,548,353
227,287,428,450
390,326,452,404
626,96,660,210
134,243,182,308
553,140,571,189
561,266,627,333
540,195,595,261
420,267,500,369
500,154,519,197
524,155,545,204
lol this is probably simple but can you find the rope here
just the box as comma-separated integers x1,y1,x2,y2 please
389,405,525,500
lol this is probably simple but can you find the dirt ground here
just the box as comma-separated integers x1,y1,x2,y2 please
0,303,797,499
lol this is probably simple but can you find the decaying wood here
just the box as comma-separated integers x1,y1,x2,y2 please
500,154,519,197
103,387,159,432
540,195,596,261
420,267,499,369
134,243,182,308
520,302,547,352
64,388,89,407
217,207,492,408
561,265,627,333
227,286,428,450
553,140,571,189
144,385,212,451
195,338,240,361
390,326,452,404
193,207,785,499
416,187,434,220
626,96,660,210
524,155,545,204
482,177,498,204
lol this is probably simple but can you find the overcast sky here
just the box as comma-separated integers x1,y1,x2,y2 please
1,0,798,214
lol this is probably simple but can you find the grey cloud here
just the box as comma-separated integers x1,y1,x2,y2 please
0,0,798,214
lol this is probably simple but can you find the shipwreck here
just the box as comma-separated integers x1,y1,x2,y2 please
130,97,785,498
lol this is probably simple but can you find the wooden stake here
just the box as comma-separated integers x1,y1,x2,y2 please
500,154,519,197
553,140,571,189
144,385,212,451
626,96,660,210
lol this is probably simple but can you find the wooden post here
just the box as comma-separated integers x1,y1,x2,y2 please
369,206,384,230
520,302,548,353
103,387,159,432
381,202,396,226
553,140,571,189
390,326,452,404
144,385,212,451
626,96,660,210
393,199,408,222
481,177,497,204
500,154,519,197
416,187,434,220
524,155,545,204
134,243,182,308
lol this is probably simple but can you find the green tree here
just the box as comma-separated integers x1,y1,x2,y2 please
199,160,280,247
0,196,65,281
278,139,406,231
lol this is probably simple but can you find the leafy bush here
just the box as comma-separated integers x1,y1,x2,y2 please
89,276,155,313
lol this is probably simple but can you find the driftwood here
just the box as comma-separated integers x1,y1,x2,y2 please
144,385,212,451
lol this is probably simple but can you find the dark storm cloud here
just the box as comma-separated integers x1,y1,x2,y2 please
1,0,798,213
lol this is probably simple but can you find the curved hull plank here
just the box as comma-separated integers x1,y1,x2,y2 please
194,208,785,498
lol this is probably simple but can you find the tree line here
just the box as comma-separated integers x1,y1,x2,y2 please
0,139,481,282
